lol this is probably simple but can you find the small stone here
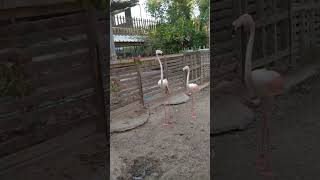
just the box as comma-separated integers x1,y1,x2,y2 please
151,172,159,177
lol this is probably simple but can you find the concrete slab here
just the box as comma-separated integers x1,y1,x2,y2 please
211,95,255,135
164,92,190,105
284,64,320,92
110,112,150,133
211,64,320,135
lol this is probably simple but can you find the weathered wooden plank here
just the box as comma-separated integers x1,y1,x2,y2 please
0,12,86,38
0,95,95,158
212,62,238,77
292,2,320,11
0,94,94,132
0,79,94,115
17,25,87,47
213,51,235,64
255,11,289,27
110,65,137,74
213,40,234,54
212,9,233,21
0,38,14,50
142,85,161,95
253,48,290,68
118,85,140,95
0,48,15,62
212,0,233,11
0,2,83,20
24,49,90,74
25,38,89,57
29,65,91,89
213,29,233,42
213,17,234,31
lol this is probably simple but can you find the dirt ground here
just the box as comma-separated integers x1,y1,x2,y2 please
212,72,320,179
111,87,210,180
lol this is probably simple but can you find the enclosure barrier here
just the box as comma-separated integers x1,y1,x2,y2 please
110,49,210,111
211,0,320,84
0,2,110,158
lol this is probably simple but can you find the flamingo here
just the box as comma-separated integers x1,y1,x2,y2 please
232,14,284,178
183,66,200,120
156,50,172,126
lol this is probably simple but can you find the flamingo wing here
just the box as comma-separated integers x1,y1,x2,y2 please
251,69,283,96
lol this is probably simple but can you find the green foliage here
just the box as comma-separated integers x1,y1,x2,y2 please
146,0,195,22
110,80,120,93
0,64,33,97
146,18,208,54
145,0,209,54
196,0,209,31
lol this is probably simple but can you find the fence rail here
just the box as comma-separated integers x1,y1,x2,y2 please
110,49,210,111
112,16,159,35
211,0,320,85
0,4,103,158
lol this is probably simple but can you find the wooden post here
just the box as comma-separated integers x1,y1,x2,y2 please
257,0,264,18
288,0,295,69
232,0,242,78
86,5,107,133
164,55,168,81
134,58,145,107
183,53,187,89
198,51,202,84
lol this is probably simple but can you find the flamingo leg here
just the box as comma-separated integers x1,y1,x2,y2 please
256,98,267,171
258,97,274,179
191,94,197,120
163,93,172,126
167,93,173,124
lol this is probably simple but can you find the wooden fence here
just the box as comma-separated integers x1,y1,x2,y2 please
211,0,320,84
0,3,108,158
110,49,210,111
112,16,159,35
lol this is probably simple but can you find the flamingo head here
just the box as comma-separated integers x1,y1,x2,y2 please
232,13,255,36
182,66,189,71
156,50,163,55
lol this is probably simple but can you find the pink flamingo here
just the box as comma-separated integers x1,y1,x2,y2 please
183,66,200,120
232,14,284,178
156,50,172,126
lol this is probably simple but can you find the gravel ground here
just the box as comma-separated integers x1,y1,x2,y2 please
212,72,320,180
111,87,210,180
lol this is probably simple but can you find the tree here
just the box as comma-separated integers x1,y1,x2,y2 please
196,0,209,31
146,0,195,23
145,0,209,54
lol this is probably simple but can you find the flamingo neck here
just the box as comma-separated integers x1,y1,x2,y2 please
156,54,164,82
186,68,190,86
244,26,255,88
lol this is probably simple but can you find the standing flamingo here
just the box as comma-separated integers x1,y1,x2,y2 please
156,50,172,126
232,14,284,178
183,66,200,120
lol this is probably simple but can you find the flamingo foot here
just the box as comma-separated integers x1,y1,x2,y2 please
163,120,173,127
255,154,274,179
260,167,274,179
192,111,197,120
241,96,261,108
255,154,267,170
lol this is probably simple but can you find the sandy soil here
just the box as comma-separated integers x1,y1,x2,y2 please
111,87,210,180
212,72,320,179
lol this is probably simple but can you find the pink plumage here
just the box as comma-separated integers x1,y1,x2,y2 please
183,66,199,120
232,13,285,178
